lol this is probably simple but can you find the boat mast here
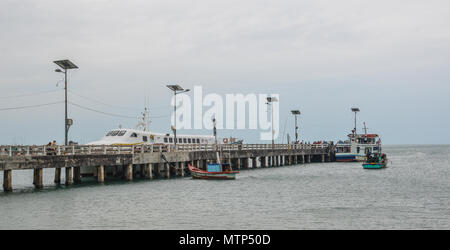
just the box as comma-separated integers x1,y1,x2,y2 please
212,117,221,165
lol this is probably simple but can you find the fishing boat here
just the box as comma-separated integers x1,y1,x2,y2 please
335,108,383,162
362,153,388,169
188,117,239,180
188,163,239,180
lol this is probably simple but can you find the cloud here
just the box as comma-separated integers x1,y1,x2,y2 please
0,0,449,144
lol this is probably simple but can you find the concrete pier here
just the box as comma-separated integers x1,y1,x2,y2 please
0,143,334,191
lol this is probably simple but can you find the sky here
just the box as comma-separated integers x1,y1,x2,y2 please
0,0,449,145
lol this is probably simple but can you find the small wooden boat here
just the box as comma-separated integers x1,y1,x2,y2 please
188,163,239,180
362,153,388,169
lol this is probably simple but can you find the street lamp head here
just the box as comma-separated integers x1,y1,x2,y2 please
291,110,301,115
267,96,278,103
55,69,63,73
351,107,360,112
53,60,78,70
167,84,184,91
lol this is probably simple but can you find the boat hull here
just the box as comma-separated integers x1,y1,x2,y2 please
188,164,239,180
336,154,367,162
191,172,237,180
362,163,386,169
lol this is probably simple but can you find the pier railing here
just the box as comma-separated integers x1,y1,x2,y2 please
0,143,330,157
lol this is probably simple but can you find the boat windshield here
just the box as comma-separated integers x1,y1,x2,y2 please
106,130,126,136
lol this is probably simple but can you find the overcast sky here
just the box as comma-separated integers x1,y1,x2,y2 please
0,0,449,145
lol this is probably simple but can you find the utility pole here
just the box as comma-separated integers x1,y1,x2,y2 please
291,110,301,144
351,107,360,135
167,85,190,148
54,60,78,146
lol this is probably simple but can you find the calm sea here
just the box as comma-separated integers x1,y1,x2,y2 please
0,145,449,229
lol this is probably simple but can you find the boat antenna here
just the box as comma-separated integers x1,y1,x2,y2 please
363,122,368,135
351,107,360,135
135,107,151,131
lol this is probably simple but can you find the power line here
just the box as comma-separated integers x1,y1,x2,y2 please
68,89,172,110
68,90,141,111
0,89,62,99
0,101,64,111
69,101,172,119
68,101,137,119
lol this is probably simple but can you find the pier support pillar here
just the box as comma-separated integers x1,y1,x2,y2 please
181,162,185,177
280,156,284,166
165,163,170,179
98,165,105,183
302,155,305,164
74,167,81,184
140,165,145,178
236,158,241,170
195,160,200,169
261,157,266,168
112,165,118,177
322,154,325,163
244,158,250,169
54,168,61,184
145,164,153,179
65,167,73,186
33,168,43,189
307,155,311,163
3,170,12,192
154,163,160,178
93,166,98,178
126,164,133,181
252,158,257,168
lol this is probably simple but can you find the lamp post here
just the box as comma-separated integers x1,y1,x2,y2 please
291,110,301,144
351,107,360,135
167,84,190,147
54,60,78,146
266,96,278,148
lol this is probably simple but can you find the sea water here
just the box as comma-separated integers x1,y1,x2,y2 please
0,145,449,229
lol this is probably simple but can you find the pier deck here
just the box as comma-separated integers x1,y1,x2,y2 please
0,144,334,192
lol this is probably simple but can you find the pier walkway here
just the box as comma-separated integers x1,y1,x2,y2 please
0,143,334,192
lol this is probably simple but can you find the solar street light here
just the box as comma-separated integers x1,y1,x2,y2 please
167,84,190,147
54,59,78,146
291,110,301,143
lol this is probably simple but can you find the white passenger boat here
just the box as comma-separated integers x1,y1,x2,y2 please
87,109,215,146
335,108,382,162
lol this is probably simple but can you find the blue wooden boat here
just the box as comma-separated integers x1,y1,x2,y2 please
362,153,388,169
188,163,239,180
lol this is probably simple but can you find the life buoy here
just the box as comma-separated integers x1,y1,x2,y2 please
223,138,228,144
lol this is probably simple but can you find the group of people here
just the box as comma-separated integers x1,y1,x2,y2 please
292,141,334,145
46,140,58,155
366,153,387,164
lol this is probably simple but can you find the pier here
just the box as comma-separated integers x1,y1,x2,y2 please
0,143,334,192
